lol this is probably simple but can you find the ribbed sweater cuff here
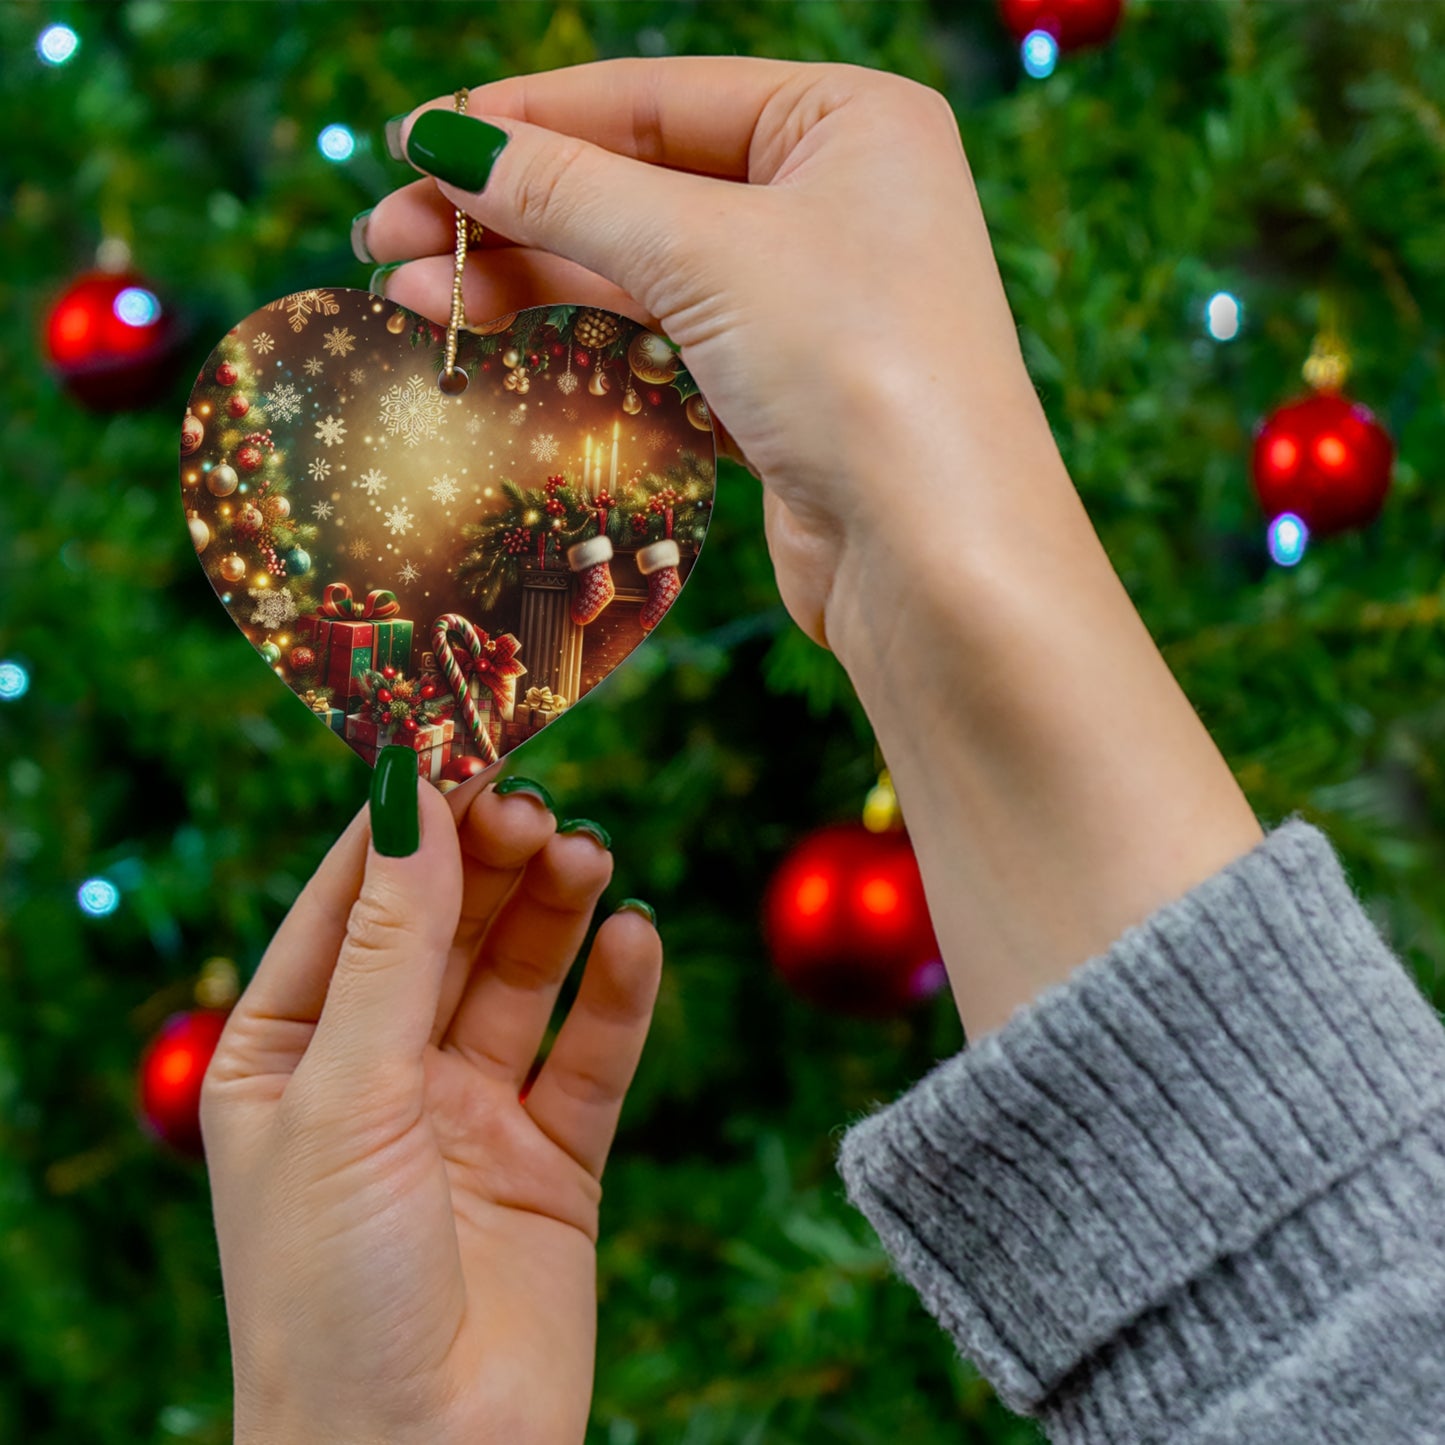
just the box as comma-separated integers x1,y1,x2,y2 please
836,819,1445,1429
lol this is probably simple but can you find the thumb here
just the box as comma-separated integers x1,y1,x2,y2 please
303,747,463,1090
395,105,745,321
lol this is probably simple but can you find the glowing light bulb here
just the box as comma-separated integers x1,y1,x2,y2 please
0,660,29,700
859,877,901,918
794,873,831,918
1205,291,1242,341
78,878,120,917
318,124,356,162
1267,512,1308,567
1021,30,1059,79
114,287,161,327
37,24,78,65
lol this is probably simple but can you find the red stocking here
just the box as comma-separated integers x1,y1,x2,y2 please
637,540,681,632
567,536,616,625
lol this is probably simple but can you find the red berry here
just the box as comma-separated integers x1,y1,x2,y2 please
377,688,393,705
419,681,437,699
382,666,397,680
401,716,420,734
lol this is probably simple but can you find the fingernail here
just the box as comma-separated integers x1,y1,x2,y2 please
405,110,510,192
616,898,656,926
558,818,612,850
370,746,420,857
384,113,409,162
350,208,375,264
493,775,555,813
369,261,404,298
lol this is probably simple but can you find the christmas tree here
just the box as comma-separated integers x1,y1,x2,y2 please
2,4,1443,1443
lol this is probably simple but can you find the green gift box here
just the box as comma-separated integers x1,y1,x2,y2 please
372,618,414,673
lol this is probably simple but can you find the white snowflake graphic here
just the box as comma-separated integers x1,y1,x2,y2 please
267,289,340,333
465,415,483,436
251,332,275,356
530,433,560,463
378,374,444,447
644,427,669,451
356,468,387,496
314,414,347,448
307,458,332,483
397,560,421,585
509,407,527,427
347,537,370,560
311,500,335,520
323,326,356,358
428,474,460,506
247,586,297,631
264,380,303,423
302,357,323,377
561,405,579,422
349,368,367,386
384,504,415,536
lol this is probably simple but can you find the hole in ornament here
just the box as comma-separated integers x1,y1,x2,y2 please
438,367,469,396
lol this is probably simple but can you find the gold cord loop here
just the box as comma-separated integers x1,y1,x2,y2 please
441,88,476,391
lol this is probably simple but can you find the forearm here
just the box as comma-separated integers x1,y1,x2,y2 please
826,396,1262,1039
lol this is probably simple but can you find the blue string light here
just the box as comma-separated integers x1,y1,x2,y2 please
1267,512,1309,567
37,24,79,66
114,287,162,327
1205,291,1242,341
0,660,29,701
318,124,356,162
78,878,121,917
1021,30,1059,79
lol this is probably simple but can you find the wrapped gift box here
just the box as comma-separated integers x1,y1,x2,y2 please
296,616,375,713
371,618,414,673
344,715,456,780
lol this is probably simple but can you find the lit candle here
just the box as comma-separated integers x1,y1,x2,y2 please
583,435,593,497
609,419,619,493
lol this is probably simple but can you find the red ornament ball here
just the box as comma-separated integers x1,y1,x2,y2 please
290,645,316,673
998,0,1124,49
236,442,265,472
227,393,251,419
551,343,566,357
763,823,945,1017
648,389,663,406
441,755,488,785
44,270,181,410
137,1008,230,1157
575,350,590,367
232,502,264,539
1251,391,1394,537
181,410,205,456
216,361,239,386
528,352,540,367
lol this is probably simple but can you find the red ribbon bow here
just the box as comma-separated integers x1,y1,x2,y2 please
318,583,401,619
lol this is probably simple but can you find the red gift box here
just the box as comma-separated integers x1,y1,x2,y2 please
344,715,455,780
297,616,374,712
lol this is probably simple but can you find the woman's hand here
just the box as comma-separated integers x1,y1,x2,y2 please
202,764,661,1445
360,56,1049,654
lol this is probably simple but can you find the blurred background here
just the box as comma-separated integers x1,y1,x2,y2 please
2,2,1444,1442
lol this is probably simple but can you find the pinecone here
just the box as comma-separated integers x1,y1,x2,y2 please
573,309,619,349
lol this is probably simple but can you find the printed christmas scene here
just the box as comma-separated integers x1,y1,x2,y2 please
180,289,717,783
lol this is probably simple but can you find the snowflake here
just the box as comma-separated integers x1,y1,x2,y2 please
307,458,332,483
247,586,297,631
561,405,579,422
349,368,367,386
315,414,347,448
384,504,415,536
356,468,387,496
509,407,527,427
264,380,303,423
378,374,444,447
397,560,421,585
303,357,324,377
312,500,335,520
428,473,460,506
251,332,275,356
465,415,483,436
644,427,668,451
323,326,356,358
555,369,579,396
530,433,560,463
267,289,340,333
347,537,371,560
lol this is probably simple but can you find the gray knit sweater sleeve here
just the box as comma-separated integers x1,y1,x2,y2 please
836,819,1445,1443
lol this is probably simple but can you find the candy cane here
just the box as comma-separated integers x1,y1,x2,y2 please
431,613,497,765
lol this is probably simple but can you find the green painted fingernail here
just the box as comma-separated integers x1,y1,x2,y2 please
350,208,375,264
384,113,409,162
494,775,555,812
558,818,612,850
370,746,420,857
405,110,510,192
616,898,656,926
369,261,403,298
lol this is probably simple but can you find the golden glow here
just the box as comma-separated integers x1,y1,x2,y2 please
794,873,830,917
1268,436,1298,474
859,877,900,918
158,1047,195,1087
1316,434,1347,468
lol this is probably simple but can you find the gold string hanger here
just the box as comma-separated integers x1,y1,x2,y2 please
439,88,476,395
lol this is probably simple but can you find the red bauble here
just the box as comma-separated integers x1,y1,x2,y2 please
216,361,239,386
1251,392,1394,537
648,389,663,406
137,1008,230,1157
528,352,540,367
998,0,1124,49
441,755,488,785
44,270,182,411
236,443,265,472
290,645,316,673
227,393,251,419
575,350,590,367
232,502,264,539
763,823,945,1017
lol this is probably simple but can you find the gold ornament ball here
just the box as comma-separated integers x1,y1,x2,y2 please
262,494,291,522
219,554,247,583
502,347,521,369
588,369,611,397
386,310,408,335
574,308,620,350
685,393,713,432
627,330,679,386
207,463,239,497
187,511,211,554
622,387,642,415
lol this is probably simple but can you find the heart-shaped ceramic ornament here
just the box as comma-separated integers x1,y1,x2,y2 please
180,290,716,787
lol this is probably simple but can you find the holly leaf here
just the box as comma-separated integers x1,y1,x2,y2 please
671,369,700,401
546,305,577,336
